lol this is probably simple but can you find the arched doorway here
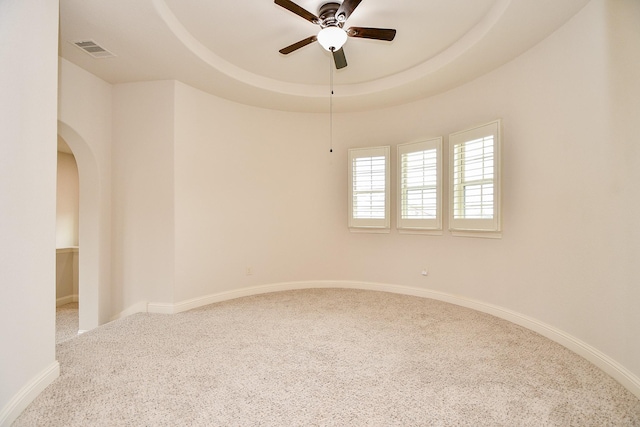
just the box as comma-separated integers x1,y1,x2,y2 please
56,136,80,341
57,121,106,332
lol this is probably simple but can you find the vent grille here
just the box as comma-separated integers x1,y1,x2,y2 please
72,40,115,58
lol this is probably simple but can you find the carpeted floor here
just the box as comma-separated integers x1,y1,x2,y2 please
15,289,640,426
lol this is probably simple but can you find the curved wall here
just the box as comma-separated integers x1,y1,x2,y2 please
160,0,639,396
331,0,639,381
6,0,632,423
99,0,640,400
0,1,59,424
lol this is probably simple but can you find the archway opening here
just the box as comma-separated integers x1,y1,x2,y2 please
57,121,105,333
56,136,80,342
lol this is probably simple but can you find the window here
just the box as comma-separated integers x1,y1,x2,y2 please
397,138,442,234
449,120,501,237
348,146,390,232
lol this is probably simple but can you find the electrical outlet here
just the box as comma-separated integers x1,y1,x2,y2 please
246,267,253,276
421,267,428,276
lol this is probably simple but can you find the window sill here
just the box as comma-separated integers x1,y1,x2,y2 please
450,230,502,239
349,227,390,234
398,229,443,236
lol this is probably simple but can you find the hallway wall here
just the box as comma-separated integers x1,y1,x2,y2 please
0,0,60,424
58,58,113,330
56,151,79,248
111,81,176,312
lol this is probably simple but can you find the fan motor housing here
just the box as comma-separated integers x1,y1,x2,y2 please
318,2,341,27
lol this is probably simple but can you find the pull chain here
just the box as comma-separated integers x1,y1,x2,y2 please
329,49,334,153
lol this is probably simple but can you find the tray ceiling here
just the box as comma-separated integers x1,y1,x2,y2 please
59,0,589,112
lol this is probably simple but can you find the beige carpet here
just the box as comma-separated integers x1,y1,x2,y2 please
15,289,640,426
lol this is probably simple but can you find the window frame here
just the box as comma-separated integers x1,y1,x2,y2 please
448,120,502,238
396,138,442,235
348,146,390,233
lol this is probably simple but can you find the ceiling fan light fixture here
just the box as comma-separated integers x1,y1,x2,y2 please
317,26,347,51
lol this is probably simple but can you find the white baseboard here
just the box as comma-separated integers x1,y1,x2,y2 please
148,281,328,314
147,302,174,315
143,280,640,400
109,301,149,322
0,361,59,427
56,294,78,307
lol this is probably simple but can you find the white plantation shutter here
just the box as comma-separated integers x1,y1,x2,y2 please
348,146,390,231
353,156,386,219
397,138,442,233
449,120,501,235
453,135,494,219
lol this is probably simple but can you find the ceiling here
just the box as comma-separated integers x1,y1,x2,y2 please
59,0,589,113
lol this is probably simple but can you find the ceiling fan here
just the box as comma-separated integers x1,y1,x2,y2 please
274,0,397,69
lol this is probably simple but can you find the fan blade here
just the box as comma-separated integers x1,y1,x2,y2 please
279,35,317,55
347,27,396,41
336,0,363,22
332,47,348,69
274,0,320,25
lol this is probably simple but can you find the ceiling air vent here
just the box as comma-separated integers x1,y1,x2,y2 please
72,40,116,59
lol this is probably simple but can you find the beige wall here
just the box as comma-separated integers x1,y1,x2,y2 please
334,0,639,380
58,58,113,330
111,81,176,313
55,151,80,303
56,151,79,248
0,0,59,423
154,0,639,385
334,0,638,379
173,82,344,302
56,248,79,303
